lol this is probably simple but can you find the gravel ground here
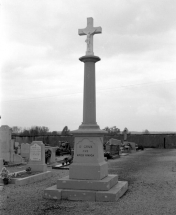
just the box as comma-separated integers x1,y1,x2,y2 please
0,148,176,215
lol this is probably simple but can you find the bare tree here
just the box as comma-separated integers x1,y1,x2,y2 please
11,126,23,134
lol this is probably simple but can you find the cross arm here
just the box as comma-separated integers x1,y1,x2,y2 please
78,29,86,36
94,26,102,34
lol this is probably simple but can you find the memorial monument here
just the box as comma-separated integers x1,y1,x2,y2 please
44,17,128,201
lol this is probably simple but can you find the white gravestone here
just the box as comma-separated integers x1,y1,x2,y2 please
27,141,47,172
30,143,41,161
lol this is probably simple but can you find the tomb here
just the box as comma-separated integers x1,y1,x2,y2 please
105,138,121,158
45,146,58,165
44,17,128,202
0,125,23,166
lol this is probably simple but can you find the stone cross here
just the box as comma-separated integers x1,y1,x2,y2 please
78,17,102,56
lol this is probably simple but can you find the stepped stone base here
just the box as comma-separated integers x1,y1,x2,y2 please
44,174,128,202
57,174,118,191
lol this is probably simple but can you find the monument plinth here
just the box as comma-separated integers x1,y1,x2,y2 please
44,17,128,201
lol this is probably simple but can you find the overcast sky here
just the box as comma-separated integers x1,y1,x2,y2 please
1,0,176,132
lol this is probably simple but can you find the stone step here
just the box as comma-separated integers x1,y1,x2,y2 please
44,180,128,202
57,174,118,191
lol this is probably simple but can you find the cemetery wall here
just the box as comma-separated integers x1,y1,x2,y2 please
104,134,176,149
13,134,176,149
13,136,74,148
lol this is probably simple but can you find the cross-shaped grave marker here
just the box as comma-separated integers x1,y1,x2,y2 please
78,17,102,55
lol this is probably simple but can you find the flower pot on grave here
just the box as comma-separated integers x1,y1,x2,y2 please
3,178,9,185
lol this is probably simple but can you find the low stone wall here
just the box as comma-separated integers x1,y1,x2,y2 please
104,134,176,149
14,136,74,148
13,134,176,149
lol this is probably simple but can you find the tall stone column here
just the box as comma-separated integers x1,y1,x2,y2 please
79,55,100,130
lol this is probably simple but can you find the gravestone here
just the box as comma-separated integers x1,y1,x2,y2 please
106,138,121,156
0,125,12,162
15,142,19,148
44,17,128,202
0,126,4,170
126,141,136,152
45,146,57,165
21,143,30,159
0,126,23,164
27,141,47,172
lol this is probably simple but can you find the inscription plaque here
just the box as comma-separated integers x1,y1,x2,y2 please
30,143,41,161
76,138,95,158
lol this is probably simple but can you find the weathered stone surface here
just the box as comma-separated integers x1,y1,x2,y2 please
62,189,96,201
0,125,12,161
69,136,108,180
44,185,62,200
10,171,52,186
57,174,118,191
44,180,128,202
96,181,128,202
27,141,47,172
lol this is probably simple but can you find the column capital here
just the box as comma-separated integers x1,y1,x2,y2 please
79,55,101,63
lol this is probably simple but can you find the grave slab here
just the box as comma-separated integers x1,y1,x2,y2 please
52,163,70,170
11,171,52,186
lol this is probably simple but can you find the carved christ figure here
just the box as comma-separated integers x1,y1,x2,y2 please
78,17,102,56
85,32,91,52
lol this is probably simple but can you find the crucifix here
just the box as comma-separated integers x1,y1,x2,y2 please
78,17,102,55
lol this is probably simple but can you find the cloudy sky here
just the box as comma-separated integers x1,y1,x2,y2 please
1,0,176,132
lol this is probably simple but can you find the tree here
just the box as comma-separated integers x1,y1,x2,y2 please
103,126,111,134
19,126,50,136
103,126,120,135
110,126,120,135
61,126,70,136
143,129,150,134
11,126,23,134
